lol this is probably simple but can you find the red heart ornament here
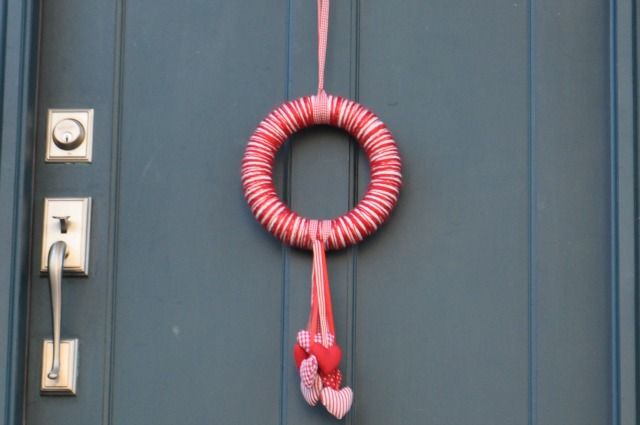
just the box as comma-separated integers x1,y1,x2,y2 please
297,330,335,352
293,344,308,369
320,368,342,390
309,343,342,374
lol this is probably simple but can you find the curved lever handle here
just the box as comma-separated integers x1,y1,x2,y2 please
47,240,66,379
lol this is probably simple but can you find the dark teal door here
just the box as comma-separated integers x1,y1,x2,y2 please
22,0,625,424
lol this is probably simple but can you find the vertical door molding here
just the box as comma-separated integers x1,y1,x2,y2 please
611,0,637,424
0,0,39,424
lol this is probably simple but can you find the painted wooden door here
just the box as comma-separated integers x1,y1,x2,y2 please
24,0,616,424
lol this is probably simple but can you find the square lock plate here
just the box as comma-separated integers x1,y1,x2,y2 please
45,109,94,163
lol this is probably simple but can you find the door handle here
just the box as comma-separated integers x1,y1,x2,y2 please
40,197,90,395
46,240,66,379
41,238,79,395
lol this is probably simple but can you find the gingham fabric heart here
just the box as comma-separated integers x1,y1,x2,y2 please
297,330,311,350
297,329,335,352
301,375,323,406
299,355,318,388
321,386,353,420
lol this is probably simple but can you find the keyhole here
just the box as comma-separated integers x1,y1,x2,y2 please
63,132,71,143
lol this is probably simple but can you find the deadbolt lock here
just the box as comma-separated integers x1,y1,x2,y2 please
45,109,94,163
52,118,85,150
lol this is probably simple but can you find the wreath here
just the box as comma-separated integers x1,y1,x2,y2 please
240,0,402,419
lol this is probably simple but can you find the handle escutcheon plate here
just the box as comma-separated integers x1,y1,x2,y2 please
41,339,78,395
40,197,91,275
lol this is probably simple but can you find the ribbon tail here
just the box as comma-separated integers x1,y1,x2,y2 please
312,239,331,347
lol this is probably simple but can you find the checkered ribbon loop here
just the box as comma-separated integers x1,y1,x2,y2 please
307,220,334,346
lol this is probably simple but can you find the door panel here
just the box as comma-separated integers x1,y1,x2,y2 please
356,2,530,422
111,1,287,423
534,1,610,423
26,1,612,424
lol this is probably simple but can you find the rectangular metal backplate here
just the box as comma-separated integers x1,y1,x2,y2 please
45,109,94,163
41,197,91,275
41,339,79,395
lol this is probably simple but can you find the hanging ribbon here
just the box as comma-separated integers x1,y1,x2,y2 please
313,0,330,123
316,0,329,94
309,220,333,347
295,219,353,419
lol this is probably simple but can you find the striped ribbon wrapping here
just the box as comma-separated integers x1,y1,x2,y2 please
241,94,402,250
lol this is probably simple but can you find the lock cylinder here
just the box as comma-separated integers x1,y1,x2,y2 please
52,118,85,150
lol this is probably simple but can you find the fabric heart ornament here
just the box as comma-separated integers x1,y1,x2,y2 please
297,330,311,351
321,368,342,390
301,375,323,406
309,342,342,374
297,330,335,352
314,332,334,347
293,221,358,419
321,386,353,420
299,355,319,388
293,344,308,369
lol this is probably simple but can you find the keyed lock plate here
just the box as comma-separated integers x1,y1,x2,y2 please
45,109,93,163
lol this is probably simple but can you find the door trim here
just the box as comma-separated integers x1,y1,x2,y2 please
610,0,637,423
0,0,39,424
0,0,636,424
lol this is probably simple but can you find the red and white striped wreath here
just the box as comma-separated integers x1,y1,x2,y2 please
240,0,402,419
241,93,402,250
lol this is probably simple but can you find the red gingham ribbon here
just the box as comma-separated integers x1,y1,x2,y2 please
316,0,329,94
307,220,334,347
313,0,330,123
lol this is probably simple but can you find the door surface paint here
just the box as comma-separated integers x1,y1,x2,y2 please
25,1,613,424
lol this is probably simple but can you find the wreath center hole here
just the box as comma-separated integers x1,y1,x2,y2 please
273,126,370,219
